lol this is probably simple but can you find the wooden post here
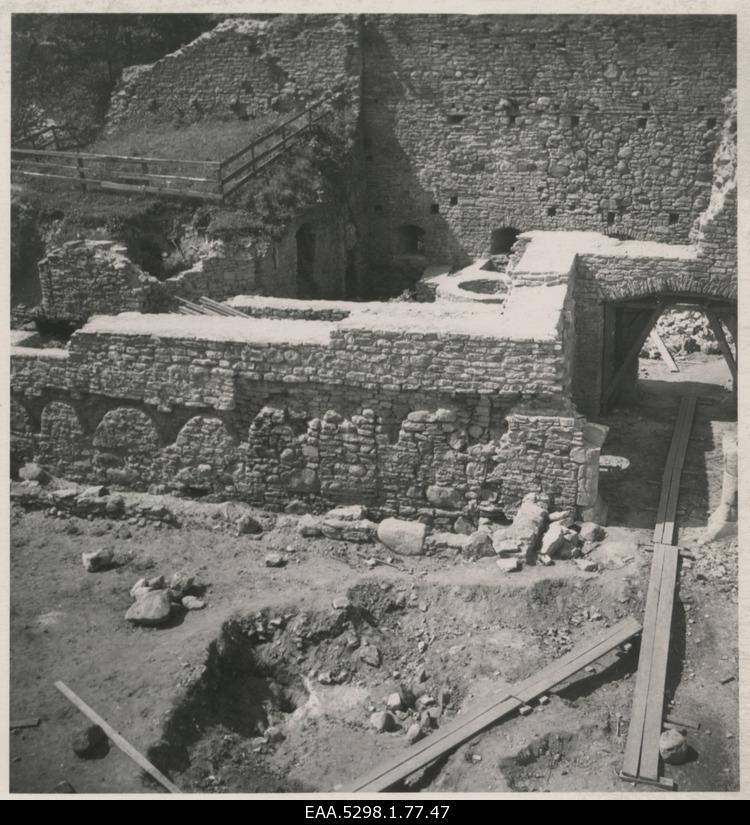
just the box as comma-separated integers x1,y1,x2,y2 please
52,126,60,151
705,309,737,385
76,156,87,193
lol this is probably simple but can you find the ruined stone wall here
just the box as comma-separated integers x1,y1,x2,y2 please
361,14,736,264
107,15,362,130
38,240,166,322
11,314,586,516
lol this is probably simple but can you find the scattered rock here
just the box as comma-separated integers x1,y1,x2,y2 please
464,531,494,559
325,504,368,521
320,518,378,543
370,710,397,733
453,515,474,535
405,723,424,744
72,725,108,759
236,513,262,535
332,596,351,611
19,463,49,484
386,692,403,711
265,553,287,568
659,728,689,764
52,780,76,793
129,578,149,599
125,589,172,627
284,499,309,515
492,494,548,560
169,571,194,596
81,548,113,573
146,575,165,589
377,518,426,556
298,514,322,537
519,705,533,716
579,522,605,543
359,644,382,668
575,558,599,573
182,596,206,611
496,557,522,573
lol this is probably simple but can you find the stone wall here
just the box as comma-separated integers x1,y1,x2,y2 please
11,289,586,517
360,14,735,264
38,240,167,322
107,15,362,130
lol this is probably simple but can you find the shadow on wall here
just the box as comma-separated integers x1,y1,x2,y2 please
359,23,473,294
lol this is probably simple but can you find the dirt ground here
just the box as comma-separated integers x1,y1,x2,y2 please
8,353,739,795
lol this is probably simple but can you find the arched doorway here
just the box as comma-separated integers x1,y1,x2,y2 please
395,224,425,255
490,226,520,255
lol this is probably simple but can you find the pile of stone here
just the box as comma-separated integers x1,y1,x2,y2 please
125,571,205,627
368,677,452,745
641,309,734,360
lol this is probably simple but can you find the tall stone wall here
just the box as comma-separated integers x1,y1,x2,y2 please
107,15,362,130
360,14,735,264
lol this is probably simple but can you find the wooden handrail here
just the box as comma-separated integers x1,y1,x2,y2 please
11,146,220,168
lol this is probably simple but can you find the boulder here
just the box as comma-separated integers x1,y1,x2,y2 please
236,513,262,535
579,522,605,543
169,571,194,596
496,557,522,573
324,504,368,521
19,463,49,484
659,728,689,765
72,725,108,759
182,596,206,611
377,518,426,556
265,553,287,568
125,590,172,626
298,514,322,537
320,518,378,543
81,548,113,573
370,710,397,733
359,644,382,668
464,531,494,559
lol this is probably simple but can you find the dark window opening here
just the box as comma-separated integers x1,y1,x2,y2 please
666,40,674,49
642,102,650,111
547,206,557,217
529,42,536,50
430,203,440,214
510,185,516,192
296,223,318,298
697,105,705,113
668,212,679,225
440,43,449,50
447,114,467,125
570,114,580,127
607,211,616,226
395,224,425,255
490,226,520,255
637,117,648,130
449,195,458,206
706,117,717,129
508,114,517,127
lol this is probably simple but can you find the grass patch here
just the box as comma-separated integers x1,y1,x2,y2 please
88,113,294,161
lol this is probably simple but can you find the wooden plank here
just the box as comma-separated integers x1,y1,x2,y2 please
602,301,664,409
10,718,40,729
655,397,696,545
98,180,222,202
652,400,690,542
11,158,80,172
639,544,680,780
11,147,219,167
12,169,88,184
705,310,737,384
649,330,679,372
348,617,641,792
54,681,180,793
621,545,666,778
105,170,216,185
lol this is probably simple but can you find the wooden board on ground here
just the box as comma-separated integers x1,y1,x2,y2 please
54,681,181,793
346,616,641,792
648,330,680,372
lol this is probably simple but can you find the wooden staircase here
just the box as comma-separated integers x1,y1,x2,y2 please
11,94,338,203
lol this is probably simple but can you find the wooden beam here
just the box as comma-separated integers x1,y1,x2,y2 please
649,330,679,373
602,301,664,410
347,617,641,792
654,396,696,545
705,309,737,385
55,681,180,793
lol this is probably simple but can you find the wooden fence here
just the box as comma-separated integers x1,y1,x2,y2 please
10,94,338,203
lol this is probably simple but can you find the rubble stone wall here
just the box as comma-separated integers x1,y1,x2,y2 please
361,14,736,264
38,240,167,322
11,314,588,516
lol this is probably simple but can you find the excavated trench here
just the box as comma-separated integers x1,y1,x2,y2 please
151,574,644,793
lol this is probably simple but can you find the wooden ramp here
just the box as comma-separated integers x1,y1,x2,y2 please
620,395,696,788
346,616,641,792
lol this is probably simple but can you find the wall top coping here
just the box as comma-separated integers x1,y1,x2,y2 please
11,346,69,360
518,231,699,263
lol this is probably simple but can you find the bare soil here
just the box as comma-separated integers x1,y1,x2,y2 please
8,353,738,795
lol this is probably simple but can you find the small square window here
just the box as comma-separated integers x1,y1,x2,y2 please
449,195,458,206
668,212,679,225
706,117,717,129
508,114,517,127
637,117,647,130
570,115,580,127
447,114,466,125
607,211,616,225
642,102,651,111
430,203,440,214
547,206,557,217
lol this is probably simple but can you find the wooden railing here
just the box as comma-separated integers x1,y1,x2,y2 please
10,94,338,203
